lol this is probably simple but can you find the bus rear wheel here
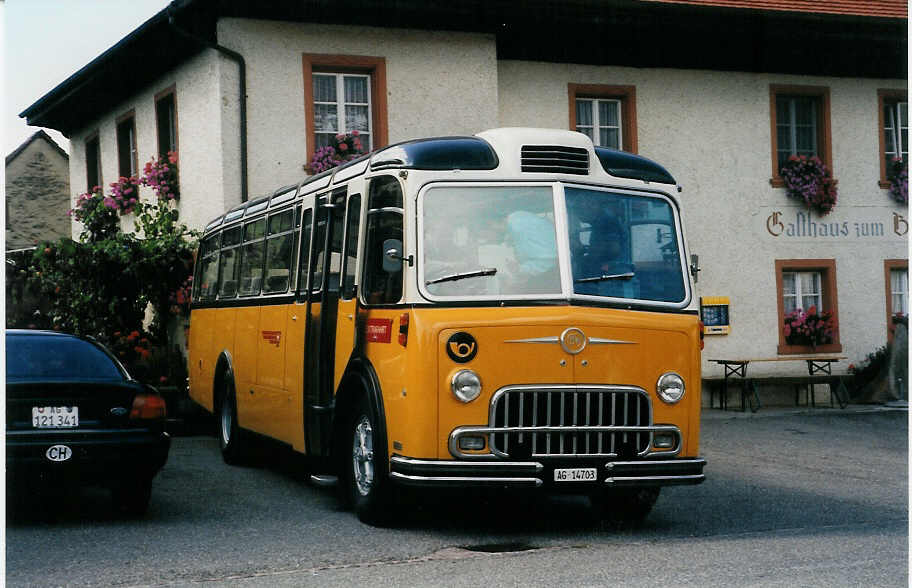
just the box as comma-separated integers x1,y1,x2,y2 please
218,377,246,465
343,396,392,525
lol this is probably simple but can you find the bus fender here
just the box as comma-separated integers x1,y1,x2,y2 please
333,357,387,462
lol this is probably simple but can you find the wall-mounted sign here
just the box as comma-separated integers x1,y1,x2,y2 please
700,296,730,335
763,209,907,240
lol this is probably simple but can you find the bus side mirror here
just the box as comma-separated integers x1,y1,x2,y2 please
382,238,412,272
690,254,701,283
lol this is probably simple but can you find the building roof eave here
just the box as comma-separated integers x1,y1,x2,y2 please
18,0,908,137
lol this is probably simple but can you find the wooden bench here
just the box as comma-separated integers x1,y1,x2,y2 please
707,357,850,412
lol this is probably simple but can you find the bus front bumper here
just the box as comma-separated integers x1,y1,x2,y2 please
389,455,706,489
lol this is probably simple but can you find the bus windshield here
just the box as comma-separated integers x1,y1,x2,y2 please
420,184,687,303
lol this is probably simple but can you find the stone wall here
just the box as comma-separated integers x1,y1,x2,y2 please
5,135,70,249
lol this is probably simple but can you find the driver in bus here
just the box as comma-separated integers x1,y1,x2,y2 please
578,215,638,298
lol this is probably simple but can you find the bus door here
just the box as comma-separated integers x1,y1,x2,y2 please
303,187,346,456
281,205,311,450
334,192,363,393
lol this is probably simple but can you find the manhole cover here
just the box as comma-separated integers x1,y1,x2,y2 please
461,542,537,554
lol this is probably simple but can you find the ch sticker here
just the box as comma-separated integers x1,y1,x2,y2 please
446,332,478,363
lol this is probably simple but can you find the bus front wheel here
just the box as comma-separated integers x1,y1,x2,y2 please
343,395,392,525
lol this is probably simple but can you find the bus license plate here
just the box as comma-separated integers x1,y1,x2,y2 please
32,406,79,428
554,468,597,482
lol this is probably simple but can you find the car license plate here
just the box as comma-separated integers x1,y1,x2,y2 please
32,406,79,428
554,467,597,482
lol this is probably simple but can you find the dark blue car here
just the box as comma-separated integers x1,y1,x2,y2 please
6,330,171,515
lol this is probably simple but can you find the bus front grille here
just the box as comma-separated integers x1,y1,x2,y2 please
520,145,589,175
489,386,652,458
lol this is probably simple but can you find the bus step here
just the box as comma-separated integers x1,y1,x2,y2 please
309,474,338,488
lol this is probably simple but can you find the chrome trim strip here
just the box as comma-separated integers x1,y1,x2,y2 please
604,474,705,485
504,337,560,344
390,472,543,487
390,456,544,472
605,458,706,469
504,336,635,345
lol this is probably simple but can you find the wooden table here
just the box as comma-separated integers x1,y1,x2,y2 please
708,356,849,412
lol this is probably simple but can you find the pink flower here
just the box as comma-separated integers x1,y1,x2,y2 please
338,143,348,151
351,130,359,136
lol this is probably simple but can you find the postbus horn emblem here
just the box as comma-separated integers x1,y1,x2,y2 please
560,327,588,355
446,332,478,363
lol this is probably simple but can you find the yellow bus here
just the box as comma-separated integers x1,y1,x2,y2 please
188,128,705,523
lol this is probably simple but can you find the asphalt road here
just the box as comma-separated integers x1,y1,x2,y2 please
5,408,908,587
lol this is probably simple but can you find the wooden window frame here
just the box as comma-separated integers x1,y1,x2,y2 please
568,84,638,153
116,110,138,178
775,259,841,355
884,258,908,343
302,54,388,167
84,131,101,192
769,85,832,187
155,85,179,159
877,89,908,189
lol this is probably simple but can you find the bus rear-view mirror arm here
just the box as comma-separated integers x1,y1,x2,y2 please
383,238,413,272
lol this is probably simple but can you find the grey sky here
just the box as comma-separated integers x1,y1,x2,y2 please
4,0,171,156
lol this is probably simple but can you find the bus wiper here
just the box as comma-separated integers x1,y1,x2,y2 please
426,268,497,286
574,271,635,284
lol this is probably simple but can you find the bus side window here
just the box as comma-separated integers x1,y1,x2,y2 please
238,218,266,296
363,176,404,305
195,233,221,301
341,194,362,300
217,226,243,298
263,209,295,294
298,209,313,292
312,189,346,294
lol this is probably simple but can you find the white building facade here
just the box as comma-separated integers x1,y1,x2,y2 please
22,0,907,400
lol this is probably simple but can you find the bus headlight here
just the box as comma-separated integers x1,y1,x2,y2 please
657,372,685,404
451,370,482,403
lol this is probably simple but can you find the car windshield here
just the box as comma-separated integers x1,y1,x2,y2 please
421,184,687,304
6,335,125,382
422,186,561,297
567,187,686,303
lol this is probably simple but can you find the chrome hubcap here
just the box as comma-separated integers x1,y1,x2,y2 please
352,415,374,496
220,397,232,447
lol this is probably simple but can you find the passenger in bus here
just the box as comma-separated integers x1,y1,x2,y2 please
503,209,559,293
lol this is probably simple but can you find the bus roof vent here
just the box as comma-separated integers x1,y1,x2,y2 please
520,145,589,175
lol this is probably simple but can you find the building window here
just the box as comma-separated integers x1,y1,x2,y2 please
878,89,908,188
313,73,372,151
85,133,101,191
782,271,822,315
116,112,137,178
775,259,841,354
302,54,388,166
884,259,908,342
568,84,637,153
155,87,178,159
769,85,832,186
